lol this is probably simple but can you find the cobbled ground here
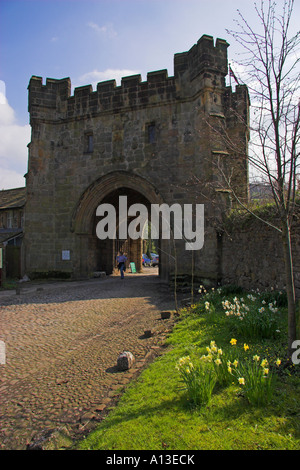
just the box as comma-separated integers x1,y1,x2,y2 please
0,269,177,450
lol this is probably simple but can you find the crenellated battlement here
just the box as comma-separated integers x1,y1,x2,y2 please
174,34,228,80
28,34,229,122
224,84,250,130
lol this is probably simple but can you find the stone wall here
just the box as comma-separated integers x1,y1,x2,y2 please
220,211,300,298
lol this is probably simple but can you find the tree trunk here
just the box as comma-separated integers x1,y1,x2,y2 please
281,219,297,359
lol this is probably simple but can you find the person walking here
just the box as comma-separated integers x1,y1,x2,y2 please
116,251,127,279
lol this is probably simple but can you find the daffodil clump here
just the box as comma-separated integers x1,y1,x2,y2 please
232,348,282,406
223,339,281,406
197,287,217,317
175,286,287,408
176,355,216,407
176,338,282,408
221,295,280,339
200,340,239,386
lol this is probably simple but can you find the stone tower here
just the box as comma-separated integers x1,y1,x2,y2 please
24,34,249,282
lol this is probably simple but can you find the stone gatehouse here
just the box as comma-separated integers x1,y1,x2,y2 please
24,34,249,281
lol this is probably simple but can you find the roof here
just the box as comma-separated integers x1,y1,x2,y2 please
0,187,26,210
0,231,23,244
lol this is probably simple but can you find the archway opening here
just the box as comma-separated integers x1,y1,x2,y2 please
89,187,161,276
71,171,169,280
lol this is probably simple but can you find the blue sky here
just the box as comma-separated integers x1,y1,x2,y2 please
0,0,299,189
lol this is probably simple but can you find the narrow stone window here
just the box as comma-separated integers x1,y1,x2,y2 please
85,132,94,153
7,210,13,228
148,123,156,144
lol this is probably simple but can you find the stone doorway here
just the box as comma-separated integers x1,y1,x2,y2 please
71,171,167,280
91,187,152,275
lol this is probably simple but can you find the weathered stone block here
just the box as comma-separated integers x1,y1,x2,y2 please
93,271,106,278
26,426,72,450
117,351,135,371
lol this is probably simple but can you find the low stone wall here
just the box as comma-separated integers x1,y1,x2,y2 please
220,211,300,298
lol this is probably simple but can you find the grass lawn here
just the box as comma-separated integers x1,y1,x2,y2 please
77,286,300,451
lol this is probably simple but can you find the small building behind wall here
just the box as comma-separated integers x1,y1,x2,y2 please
0,187,26,280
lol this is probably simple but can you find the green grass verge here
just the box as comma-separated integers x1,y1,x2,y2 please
77,288,300,451
0,278,18,290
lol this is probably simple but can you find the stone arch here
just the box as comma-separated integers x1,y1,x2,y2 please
71,171,168,278
71,170,164,234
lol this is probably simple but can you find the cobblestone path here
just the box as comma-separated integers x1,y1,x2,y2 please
0,270,176,450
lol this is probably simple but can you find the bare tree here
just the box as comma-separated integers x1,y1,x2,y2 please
218,0,299,358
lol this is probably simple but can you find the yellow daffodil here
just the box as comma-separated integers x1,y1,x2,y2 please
275,358,281,366
244,343,249,351
176,356,192,370
238,377,245,385
261,359,268,368
230,338,237,345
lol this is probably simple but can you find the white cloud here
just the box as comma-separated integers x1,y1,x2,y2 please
0,168,26,191
87,21,117,38
77,68,141,89
0,90,15,125
0,81,30,190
